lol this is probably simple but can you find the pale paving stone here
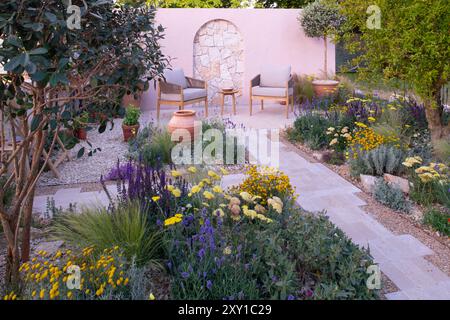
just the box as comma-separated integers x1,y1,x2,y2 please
337,221,385,247
369,235,434,260
385,291,409,300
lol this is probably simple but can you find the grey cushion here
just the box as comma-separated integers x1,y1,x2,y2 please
252,86,293,97
260,65,291,88
161,88,207,101
163,68,188,88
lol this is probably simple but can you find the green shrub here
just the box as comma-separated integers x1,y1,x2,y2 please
410,179,450,208
288,113,333,150
128,124,174,167
123,107,140,126
422,208,450,236
350,145,405,177
51,202,162,267
281,211,379,299
373,179,411,213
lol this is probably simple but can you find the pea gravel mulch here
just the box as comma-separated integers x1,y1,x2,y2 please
38,118,128,187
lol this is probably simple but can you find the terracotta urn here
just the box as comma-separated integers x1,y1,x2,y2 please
167,110,198,141
122,123,140,142
312,80,340,97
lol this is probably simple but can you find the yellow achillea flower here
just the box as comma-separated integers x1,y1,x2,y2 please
239,192,253,202
220,167,229,175
203,191,215,200
188,166,197,173
171,188,181,197
208,170,220,180
171,170,182,178
223,246,232,255
191,184,201,194
164,214,183,227
213,208,225,218
151,196,160,202
149,293,156,300
212,185,223,193
402,156,422,168
166,185,175,192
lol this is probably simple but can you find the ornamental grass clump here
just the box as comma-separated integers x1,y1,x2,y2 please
51,202,163,267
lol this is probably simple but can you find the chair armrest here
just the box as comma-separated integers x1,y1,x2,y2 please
250,74,260,87
159,80,183,95
186,76,206,89
288,75,294,89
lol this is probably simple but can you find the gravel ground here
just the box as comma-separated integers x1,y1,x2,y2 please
38,119,128,186
281,134,450,278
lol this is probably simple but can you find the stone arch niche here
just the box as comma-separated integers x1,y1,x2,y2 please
193,19,244,104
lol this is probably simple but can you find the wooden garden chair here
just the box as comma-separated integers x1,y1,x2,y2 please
157,68,208,120
249,65,294,118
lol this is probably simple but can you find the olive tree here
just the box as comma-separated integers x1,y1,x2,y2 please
339,0,450,142
0,0,167,287
298,0,344,78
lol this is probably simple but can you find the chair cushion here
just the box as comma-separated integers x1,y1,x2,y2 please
260,65,291,88
252,86,293,97
163,68,188,88
161,88,207,102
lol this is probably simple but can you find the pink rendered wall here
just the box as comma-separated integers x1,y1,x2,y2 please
142,8,335,111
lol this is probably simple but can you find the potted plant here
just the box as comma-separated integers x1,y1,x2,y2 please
73,111,89,140
299,0,345,97
122,106,141,142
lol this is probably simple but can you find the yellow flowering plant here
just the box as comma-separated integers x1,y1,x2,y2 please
402,156,450,206
5,246,136,300
238,166,296,205
325,126,352,153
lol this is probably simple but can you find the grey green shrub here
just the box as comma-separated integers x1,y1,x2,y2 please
350,145,405,177
373,179,411,213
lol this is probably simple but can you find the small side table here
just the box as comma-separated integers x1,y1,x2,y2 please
219,89,238,115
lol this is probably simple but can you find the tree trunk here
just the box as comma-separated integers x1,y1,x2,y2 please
324,36,328,79
424,92,447,143
2,218,20,288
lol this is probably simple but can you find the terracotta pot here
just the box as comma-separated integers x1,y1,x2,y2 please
74,128,87,140
122,123,140,142
312,80,340,97
167,110,198,141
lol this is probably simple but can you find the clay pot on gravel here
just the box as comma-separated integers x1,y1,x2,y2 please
312,79,340,97
122,123,140,142
167,110,198,141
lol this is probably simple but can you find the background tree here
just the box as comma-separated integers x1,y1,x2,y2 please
0,0,167,288
260,0,314,8
340,0,450,142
